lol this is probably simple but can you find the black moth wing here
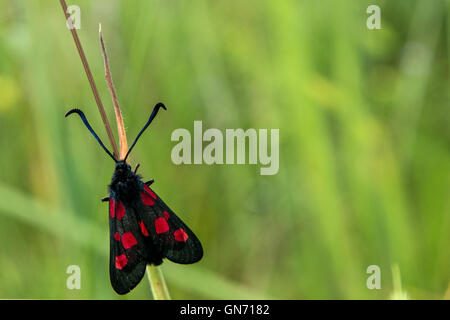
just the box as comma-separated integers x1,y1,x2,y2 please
138,183,203,264
108,192,148,294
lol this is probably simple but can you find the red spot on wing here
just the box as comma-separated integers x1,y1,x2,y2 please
155,217,169,234
115,254,128,270
116,201,125,220
141,192,155,206
114,232,120,241
121,232,137,249
163,211,170,220
174,228,189,242
143,185,157,199
109,198,115,218
139,221,150,237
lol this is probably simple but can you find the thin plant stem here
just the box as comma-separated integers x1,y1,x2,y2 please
146,265,171,300
99,24,128,160
59,0,119,158
60,0,171,300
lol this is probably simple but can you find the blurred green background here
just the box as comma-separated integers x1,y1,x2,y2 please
0,0,448,299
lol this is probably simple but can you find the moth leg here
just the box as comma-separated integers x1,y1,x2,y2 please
134,163,140,173
101,196,109,202
145,179,154,186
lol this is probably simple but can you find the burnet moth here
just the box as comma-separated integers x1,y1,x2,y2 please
65,103,203,294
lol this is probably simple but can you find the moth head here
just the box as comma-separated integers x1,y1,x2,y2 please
115,160,131,172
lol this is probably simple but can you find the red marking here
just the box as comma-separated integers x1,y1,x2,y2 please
174,228,188,242
139,221,150,237
121,232,137,249
141,191,155,206
155,217,169,234
144,185,157,199
115,254,128,270
109,198,115,218
163,211,170,220
116,201,125,220
114,232,120,241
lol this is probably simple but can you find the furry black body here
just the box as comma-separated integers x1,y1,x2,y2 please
109,161,142,204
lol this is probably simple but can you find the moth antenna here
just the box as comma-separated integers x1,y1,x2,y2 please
123,103,166,161
65,108,117,162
